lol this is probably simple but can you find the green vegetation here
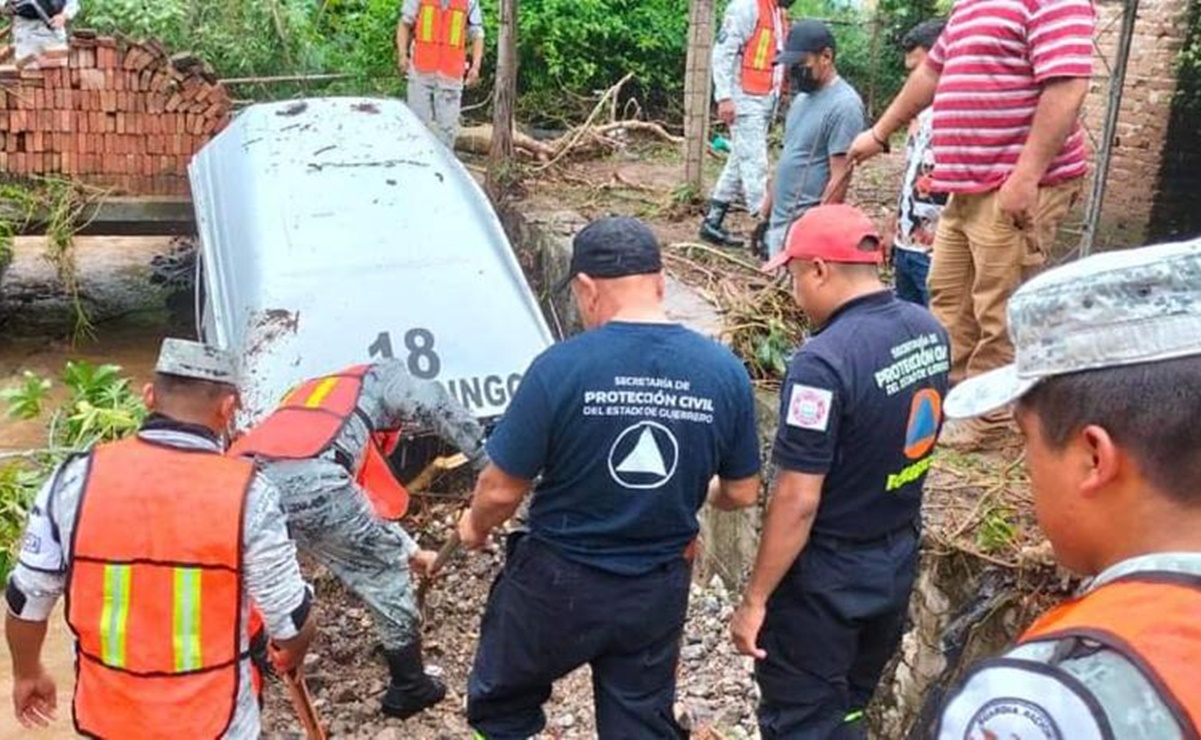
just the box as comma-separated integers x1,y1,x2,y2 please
76,0,945,122
0,361,146,578
0,179,98,341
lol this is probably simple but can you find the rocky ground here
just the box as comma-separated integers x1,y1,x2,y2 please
260,505,760,740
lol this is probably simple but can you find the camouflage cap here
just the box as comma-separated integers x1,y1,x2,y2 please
154,338,238,385
945,238,1201,419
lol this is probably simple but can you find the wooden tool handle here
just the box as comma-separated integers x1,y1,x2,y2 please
283,669,327,740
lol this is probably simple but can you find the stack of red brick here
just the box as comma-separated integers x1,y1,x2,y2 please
0,28,232,195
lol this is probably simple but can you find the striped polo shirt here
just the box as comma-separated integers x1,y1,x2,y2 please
926,0,1096,194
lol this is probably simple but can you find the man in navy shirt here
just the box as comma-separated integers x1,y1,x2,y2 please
731,204,950,738
457,216,762,738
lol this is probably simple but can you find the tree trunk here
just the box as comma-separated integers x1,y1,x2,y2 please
487,0,519,197
683,0,715,195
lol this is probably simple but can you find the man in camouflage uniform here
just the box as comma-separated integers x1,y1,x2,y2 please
699,0,792,248
8,0,77,65
935,239,1201,738
234,359,486,720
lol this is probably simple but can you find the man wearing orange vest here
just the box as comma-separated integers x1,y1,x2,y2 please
230,358,486,720
934,238,1201,738
4,338,316,736
397,0,485,149
699,0,791,248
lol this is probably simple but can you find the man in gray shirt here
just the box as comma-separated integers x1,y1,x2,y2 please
761,20,866,259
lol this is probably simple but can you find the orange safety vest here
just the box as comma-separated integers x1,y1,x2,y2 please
411,0,470,80
1019,572,1201,734
229,365,411,520
741,0,784,96
66,437,251,739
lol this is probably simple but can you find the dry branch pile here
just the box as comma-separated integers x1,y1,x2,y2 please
0,27,231,195
457,74,683,165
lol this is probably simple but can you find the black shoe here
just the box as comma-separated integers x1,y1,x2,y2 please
381,642,447,720
699,200,745,248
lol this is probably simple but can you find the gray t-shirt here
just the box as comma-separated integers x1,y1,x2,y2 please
769,78,866,237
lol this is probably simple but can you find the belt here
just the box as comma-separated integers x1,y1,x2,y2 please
809,521,919,551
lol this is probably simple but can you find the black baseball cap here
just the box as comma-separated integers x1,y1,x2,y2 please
556,216,663,291
776,20,837,65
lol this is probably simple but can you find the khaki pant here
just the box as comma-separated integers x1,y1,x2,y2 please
928,179,1081,396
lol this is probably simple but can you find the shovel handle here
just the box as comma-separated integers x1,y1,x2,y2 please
283,668,326,740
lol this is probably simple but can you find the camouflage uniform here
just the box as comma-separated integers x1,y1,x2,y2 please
257,359,485,651
400,0,485,149
11,0,78,63
709,0,782,214
937,554,1200,739
938,239,1201,739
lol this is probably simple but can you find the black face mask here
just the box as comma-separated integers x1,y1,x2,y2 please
790,64,820,94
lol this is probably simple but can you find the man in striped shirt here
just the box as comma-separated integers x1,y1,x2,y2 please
849,0,1095,451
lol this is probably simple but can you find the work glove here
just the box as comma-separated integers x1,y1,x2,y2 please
750,220,770,261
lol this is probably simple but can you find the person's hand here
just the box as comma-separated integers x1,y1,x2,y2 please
457,509,489,550
997,171,1038,229
269,641,305,675
848,129,885,164
730,600,768,659
50,13,66,29
13,668,56,728
396,51,409,76
717,99,736,127
408,549,438,579
466,65,481,88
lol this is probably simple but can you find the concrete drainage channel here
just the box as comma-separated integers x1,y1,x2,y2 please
503,203,1061,738
0,200,1060,738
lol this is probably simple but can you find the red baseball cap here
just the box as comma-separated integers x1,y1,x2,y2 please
761,204,883,272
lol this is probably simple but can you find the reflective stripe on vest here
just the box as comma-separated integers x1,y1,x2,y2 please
68,437,251,739
229,365,411,520
1019,572,1201,735
411,0,470,79
99,563,131,668
740,0,781,96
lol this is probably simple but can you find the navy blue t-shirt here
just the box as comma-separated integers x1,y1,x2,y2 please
486,321,761,575
772,291,949,539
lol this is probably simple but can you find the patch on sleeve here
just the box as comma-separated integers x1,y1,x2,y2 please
936,659,1110,740
785,384,833,432
17,510,62,572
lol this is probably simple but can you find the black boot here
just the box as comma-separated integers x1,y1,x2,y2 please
381,641,446,720
699,200,745,248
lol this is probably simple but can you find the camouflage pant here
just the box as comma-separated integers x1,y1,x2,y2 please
263,458,420,650
406,73,464,149
13,17,68,63
712,101,774,214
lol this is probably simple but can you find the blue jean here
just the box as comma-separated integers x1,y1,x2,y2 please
467,534,691,739
894,248,931,306
755,527,920,739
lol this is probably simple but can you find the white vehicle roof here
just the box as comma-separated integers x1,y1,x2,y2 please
190,97,554,425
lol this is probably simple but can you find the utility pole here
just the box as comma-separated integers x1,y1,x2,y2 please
488,0,518,197
683,0,715,195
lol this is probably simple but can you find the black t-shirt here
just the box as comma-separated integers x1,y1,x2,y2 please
772,291,950,539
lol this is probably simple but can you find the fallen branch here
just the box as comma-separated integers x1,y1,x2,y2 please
534,72,635,172
667,241,762,273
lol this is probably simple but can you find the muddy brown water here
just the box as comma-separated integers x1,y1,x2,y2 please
0,320,173,738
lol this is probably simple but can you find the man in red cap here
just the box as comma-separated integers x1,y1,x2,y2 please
731,204,950,738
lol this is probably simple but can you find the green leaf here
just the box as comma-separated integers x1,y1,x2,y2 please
1,372,52,420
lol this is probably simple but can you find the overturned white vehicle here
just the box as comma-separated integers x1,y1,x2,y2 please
189,97,553,432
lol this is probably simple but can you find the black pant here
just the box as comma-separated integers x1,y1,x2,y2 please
467,535,691,740
755,527,920,739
